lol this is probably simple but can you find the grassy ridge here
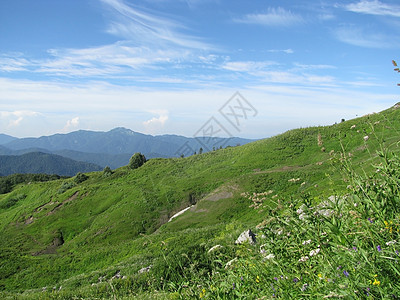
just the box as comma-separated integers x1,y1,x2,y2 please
0,105,400,298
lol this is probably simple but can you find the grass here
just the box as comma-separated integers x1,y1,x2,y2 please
0,104,400,298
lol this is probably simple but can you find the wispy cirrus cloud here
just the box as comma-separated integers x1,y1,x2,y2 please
234,7,304,27
345,0,400,17
334,25,397,48
267,49,294,54
221,61,277,72
101,0,211,50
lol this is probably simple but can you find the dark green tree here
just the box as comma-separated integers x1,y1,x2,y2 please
102,166,113,177
129,152,147,169
74,172,88,184
199,147,203,154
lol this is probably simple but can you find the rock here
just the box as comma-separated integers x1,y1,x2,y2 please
112,270,122,280
138,265,152,274
235,229,256,245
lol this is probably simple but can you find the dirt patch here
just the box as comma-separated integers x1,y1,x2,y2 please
24,216,34,225
204,191,233,201
47,191,79,216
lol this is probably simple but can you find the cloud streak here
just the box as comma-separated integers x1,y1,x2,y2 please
334,25,397,48
234,7,304,27
101,0,211,49
345,0,400,17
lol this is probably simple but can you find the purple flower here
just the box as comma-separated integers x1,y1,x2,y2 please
343,270,349,277
273,277,278,281
240,276,244,281
352,246,357,251
396,250,399,256
377,245,382,252
232,283,236,289
368,218,373,223
337,265,342,270
293,277,299,283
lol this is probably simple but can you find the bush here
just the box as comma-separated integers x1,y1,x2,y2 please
129,153,147,170
102,166,113,177
58,181,75,194
74,172,89,184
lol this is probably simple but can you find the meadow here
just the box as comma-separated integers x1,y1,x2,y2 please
0,104,400,299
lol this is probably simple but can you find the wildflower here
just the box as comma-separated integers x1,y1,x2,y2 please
364,136,369,141
199,288,206,298
386,240,397,246
343,270,349,277
301,283,308,291
298,256,309,262
240,276,243,281
337,265,342,270
372,278,380,286
310,248,320,257
265,254,275,260
352,246,357,251
368,218,373,223
273,277,278,281
256,276,260,283
293,277,299,283
318,273,323,279
232,283,236,289
396,250,399,256
302,240,311,245
377,245,382,252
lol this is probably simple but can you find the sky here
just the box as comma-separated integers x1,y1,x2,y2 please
0,0,399,139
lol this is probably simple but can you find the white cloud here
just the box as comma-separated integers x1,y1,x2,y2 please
345,0,400,17
143,110,169,134
267,49,294,54
101,0,211,50
0,110,40,127
63,117,80,132
234,7,304,27
222,61,277,72
334,25,396,48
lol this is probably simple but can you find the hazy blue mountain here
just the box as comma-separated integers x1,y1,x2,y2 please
0,134,17,145
0,152,102,176
3,128,255,165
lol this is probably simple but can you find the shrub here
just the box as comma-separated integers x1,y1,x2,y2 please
129,153,147,170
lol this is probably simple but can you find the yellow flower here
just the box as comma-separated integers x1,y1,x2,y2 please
256,275,260,283
199,288,206,298
318,273,323,279
373,278,381,286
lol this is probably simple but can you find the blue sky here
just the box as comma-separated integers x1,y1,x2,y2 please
0,0,399,138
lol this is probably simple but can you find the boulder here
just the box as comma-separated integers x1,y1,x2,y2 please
235,229,256,245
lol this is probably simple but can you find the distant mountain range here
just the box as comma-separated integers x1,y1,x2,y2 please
0,152,102,176
0,128,255,175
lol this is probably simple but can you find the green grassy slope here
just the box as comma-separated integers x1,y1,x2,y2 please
1,105,400,297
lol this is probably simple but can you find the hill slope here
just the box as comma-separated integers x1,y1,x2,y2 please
0,152,102,176
0,105,399,298
0,134,17,145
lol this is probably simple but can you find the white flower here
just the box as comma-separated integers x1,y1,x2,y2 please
386,240,397,246
298,256,309,262
265,254,275,260
364,135,369,141
302,240,312,245
309,248,320,257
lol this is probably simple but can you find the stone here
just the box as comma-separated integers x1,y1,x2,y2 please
235,229,256,245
